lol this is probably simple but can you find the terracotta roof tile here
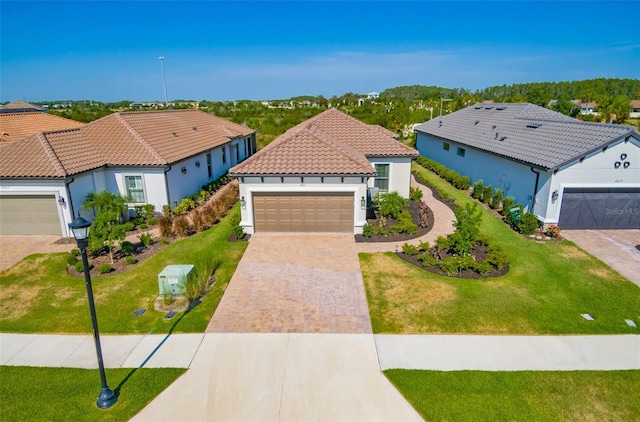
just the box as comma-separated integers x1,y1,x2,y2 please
230,108,416,176
0,112,84,145
0,109,255,178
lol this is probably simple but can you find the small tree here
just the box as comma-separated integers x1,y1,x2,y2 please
82,191,128,264
448,202,483,256
472,180,484,200
490,189,503,210
377,191,408,219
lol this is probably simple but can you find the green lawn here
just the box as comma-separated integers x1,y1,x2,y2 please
0,205,247,334
0,366,185,421
360,163,640,334
386,369,640,421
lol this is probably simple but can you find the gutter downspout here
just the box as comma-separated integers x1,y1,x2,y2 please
64,177,75,238
530,167,541,215
164,165,172,213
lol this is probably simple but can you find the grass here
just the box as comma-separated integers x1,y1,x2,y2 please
0,204,247,334
0,366,185,421
386,369,640,421
359,163,640,334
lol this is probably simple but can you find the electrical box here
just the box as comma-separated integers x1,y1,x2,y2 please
158,264,194,296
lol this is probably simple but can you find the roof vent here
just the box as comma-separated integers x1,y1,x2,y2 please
495,132,499,139
172,132,178,137
527,123,542,129
496,106,507,110
192,126,197,131
491,125,497,130
439,121,443,127
474,120,480,125
499,136,507,141
474,105,483,109
485,106,494,110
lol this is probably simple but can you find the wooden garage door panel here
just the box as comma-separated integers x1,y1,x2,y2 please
0,195,61,235
254,192,353,232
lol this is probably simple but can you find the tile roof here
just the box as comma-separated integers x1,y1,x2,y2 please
230,108,416,176
0,112,84,145
0,110,255,178
0,100,44,113
414,103,637,170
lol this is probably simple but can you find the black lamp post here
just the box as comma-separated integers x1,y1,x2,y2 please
68,216,118,409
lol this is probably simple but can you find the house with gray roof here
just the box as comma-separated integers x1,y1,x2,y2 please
415,103,640,229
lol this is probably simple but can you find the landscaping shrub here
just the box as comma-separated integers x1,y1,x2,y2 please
419,253,437,267
545,224,561,238
98,263,112,274
158,215,173,237
173,216,190,237
120,241,135,255
138,232,153,246
233,225,245,240
481,185,492,203
448,202,483,256
475,261,493,275
434,235,451,251
74,261,85,273
191,208,204,233
472,180,484,199
139,223,148,230
417,241,430,252
229,209,241,227
490,188,503,210
390,210,417,235
194,189,209,206
362,223,373,238
418,201,429,228
66,251,79,265
121,222,135,232
500,196,515,216
486,246,510,269
409,186,423,202
162,204,172,217
173,198,195,216
378,191,408,219
402,243,419,255
125,256,137,265
517,213,539,235
148,216,158,226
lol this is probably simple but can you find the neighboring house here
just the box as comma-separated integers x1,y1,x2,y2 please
0,100,45,114
0,112,84,145
0,110,256,235
629,100,640,119
229,108,417,234
415,103,640,229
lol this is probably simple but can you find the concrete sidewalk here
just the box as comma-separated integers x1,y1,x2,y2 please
375,334,640,371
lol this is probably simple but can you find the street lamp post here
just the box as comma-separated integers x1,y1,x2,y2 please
68,216,117,409
440,98,453,117
159,56,168,108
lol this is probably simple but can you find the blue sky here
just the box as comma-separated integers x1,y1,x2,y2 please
1,1,639,102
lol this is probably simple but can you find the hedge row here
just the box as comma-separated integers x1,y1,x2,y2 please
415,156,470,190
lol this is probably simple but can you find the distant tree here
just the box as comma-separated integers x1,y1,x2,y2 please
597,95,631,123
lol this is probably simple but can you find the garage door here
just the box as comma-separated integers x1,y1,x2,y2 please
0,195,61,235
253,192,354,232
558,188,640,229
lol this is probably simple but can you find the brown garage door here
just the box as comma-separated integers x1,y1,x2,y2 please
0,195,61,235
253,192,354,232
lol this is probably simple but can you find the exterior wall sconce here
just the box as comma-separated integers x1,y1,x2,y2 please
195,160,200,167
57,196,65,206
360,196,366,210
551,190,559,202
181,166,187,174
240,196,246,209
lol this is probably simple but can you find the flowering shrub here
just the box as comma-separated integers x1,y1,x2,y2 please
419,201,429,228
545,224,561,238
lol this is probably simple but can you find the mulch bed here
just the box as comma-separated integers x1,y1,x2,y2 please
394,248,510,279
355,200,435,243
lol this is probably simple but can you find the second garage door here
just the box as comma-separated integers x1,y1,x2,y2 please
0,194,62,235
559,188,640,229
253,192,354,232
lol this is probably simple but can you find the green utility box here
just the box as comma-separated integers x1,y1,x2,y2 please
158,264,194,296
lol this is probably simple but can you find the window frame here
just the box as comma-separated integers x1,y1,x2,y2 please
443,142,450,151
373,163,390,193
123,174,146,204
457,147,466,157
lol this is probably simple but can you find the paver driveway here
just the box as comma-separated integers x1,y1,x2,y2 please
206,233,372,333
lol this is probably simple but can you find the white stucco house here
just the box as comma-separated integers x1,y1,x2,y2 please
415,103,640,229
0,109,256,235
229,108,418,234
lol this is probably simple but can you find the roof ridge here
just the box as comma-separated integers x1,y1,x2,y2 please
36,132,67,176
114,113,166,164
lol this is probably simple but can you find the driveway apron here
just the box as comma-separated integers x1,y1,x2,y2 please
206,233,372,334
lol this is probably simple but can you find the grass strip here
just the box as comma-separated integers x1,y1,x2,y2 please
0,366,185,421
